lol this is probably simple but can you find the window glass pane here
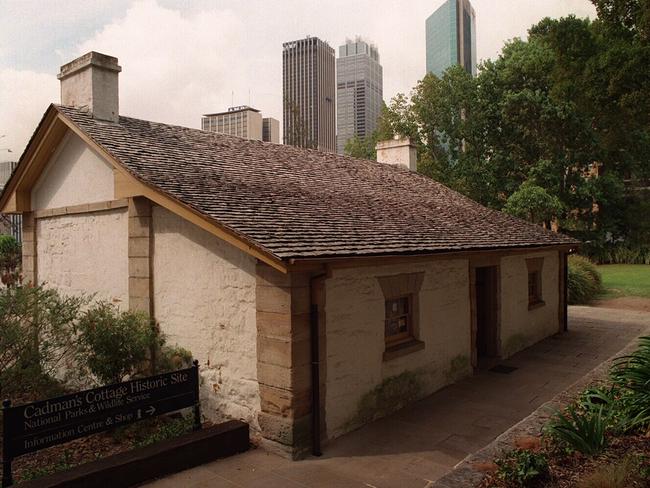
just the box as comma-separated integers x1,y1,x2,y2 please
385,318,400,336
397,316,408,333
384,296,411,340
528,272,539,302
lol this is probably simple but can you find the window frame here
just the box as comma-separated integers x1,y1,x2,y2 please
377,272,425,360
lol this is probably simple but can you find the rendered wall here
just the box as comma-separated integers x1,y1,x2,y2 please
324,259,471,439
151,206,260,429
31,131,115,210
500,250,560,357
36,209,129,304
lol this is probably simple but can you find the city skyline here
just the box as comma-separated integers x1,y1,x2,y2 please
0,0,597,156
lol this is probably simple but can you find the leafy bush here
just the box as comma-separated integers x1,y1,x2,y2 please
495,449,549,486
0,234,21,287
154,344,193,374
545,403,607,455
568,255,603,304
0,284,193,396
609,336,650,432
75,302,159,385
0,285,87,396
584,241,650,265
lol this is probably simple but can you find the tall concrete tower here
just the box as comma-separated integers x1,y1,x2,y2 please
282,36,336,152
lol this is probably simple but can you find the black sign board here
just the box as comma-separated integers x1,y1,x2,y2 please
2,362,201,487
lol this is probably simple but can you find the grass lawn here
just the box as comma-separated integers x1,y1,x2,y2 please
598,264,650,298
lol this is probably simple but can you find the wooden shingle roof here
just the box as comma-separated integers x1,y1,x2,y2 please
56,105,578,260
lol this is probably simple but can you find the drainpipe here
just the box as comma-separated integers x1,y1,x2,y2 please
309,273,326,457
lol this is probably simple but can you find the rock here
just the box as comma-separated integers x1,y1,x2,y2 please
515,435,541,451
473,461,498,473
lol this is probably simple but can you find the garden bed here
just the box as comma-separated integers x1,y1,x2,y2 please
479,433,650,487
0,413,196,484
477,336,650,487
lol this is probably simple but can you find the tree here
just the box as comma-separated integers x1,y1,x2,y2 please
377,11,649,248
503,181,563,228
284,100,317,149
591,0,650,40
344,131,379,160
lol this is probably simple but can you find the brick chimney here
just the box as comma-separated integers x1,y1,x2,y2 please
58,52,121,123
375,136,417,171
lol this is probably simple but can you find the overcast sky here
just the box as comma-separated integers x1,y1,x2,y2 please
0,0,596,156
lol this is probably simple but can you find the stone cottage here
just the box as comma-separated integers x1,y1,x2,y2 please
1,52,578,458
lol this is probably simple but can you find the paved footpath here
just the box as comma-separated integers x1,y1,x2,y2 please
143,307,649,488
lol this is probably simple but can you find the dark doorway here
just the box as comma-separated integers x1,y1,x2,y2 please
475,266,499,360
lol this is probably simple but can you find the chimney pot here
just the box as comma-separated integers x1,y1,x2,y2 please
375,136,417,171
58,52,121,123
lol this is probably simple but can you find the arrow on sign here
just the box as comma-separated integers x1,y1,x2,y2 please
146,406,156,416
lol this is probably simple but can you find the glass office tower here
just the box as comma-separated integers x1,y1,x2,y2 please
336,38,383,155
425,0,477,77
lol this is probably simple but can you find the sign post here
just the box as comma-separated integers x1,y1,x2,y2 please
2,399,13,488
1,363,201,487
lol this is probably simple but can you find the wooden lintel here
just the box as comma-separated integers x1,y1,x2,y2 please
33,199,129,219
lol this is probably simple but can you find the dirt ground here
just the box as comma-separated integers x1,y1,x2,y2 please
593,296,650,312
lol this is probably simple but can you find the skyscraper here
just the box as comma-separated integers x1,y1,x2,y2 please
282,36,336,152
336,38,383,155
425,0,477,77
262,117,280,144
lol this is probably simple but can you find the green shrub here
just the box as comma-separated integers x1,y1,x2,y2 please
0,234,21,287
583,241,650,265
154,344,193,374
568,255,603,304
545,404,607,455
0,285,87,396
609,336,650,432
495,449,549,486
76,303,159,385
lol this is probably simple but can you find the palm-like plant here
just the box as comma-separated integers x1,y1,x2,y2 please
546,404,607,455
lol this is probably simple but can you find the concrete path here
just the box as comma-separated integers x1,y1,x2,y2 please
143,307,649,488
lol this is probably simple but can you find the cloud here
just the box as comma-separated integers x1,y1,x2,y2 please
75,0,250,129
0,68,58,159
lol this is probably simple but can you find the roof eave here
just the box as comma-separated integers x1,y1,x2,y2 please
286,242,580,270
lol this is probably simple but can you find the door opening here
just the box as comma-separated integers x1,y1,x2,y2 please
475,265,499,364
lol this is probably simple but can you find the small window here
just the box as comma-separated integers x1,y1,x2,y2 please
528,271,541,305
526,258,544,308
385,296,412,345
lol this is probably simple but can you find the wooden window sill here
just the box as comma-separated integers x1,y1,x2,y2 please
383,339,425,361
528,300,545,311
